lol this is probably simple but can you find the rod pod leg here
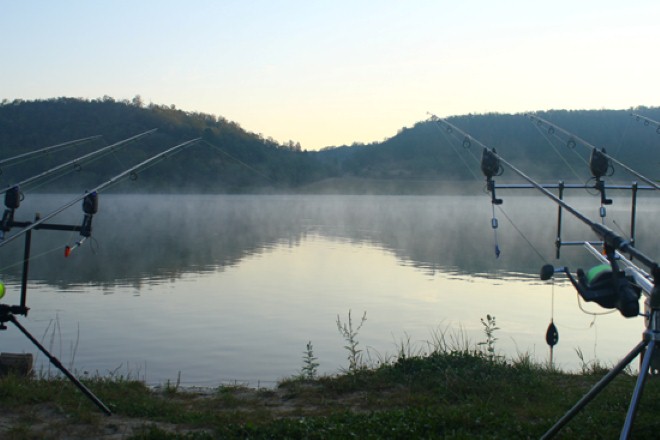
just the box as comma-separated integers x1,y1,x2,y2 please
541,340,646,439
620,335,658,439
9,315,112,415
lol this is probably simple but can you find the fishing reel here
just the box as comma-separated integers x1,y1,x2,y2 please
541,261,641,318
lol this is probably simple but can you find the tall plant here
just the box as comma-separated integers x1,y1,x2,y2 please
300,341,319,380
478,314,500,361
336,310,367,373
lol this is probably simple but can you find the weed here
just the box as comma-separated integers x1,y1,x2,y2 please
300,340,319,380
164,371,182,395
394,332,425,361
336,310,367,373
575,347,609,375
426,323,472,354
478,314,500,361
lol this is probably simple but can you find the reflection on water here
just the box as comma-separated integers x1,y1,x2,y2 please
0,194,656,387
7,193,649,283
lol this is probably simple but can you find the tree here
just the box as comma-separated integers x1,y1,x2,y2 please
131,95,144,108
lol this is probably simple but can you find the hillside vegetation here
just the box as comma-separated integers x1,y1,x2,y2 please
1,98,658,193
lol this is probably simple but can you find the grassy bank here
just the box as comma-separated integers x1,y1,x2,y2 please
2,314,658,438
1,346,659,439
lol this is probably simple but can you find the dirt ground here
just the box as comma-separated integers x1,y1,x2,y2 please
0,383,350,439
0,405,184,439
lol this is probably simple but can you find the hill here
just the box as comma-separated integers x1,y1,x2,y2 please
0,97,330,193
317,109,660,185
1,98,658,193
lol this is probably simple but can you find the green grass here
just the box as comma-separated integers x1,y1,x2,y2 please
1,349,659,439
2,316,659,439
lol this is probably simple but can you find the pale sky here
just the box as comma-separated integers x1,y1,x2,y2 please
2,1,659,150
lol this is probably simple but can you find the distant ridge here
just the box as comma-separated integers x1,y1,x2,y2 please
1,98,658,193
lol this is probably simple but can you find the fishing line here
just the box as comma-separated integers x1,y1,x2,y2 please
58,143,198,254
20,142,141,194
1,130,157,196
19,165,86,194
0,136,202,417
612,116,633,159
485,145,658,289
0,136,103,168
532,119,620,255
575,291,617,317
631,112,660,138
546,280,559,366
530,117,612,219
430,114,554,261
551,281,555,319
62,225,95,260
531,121,586,182
476,133,659,382
0,243,69,273
435,121,499,213
66,235,100,257
98,141,199,193
531,114,660,191
0,137,201,248
429,115,505,257
495,204,547,263
611,219,631,241
202,140,277,184
99,156,157,191
429,115,482,181
1,136,201,273
546,273,612,336
110,146,129,170
490,204,501,258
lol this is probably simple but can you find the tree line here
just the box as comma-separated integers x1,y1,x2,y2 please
1,97,658,193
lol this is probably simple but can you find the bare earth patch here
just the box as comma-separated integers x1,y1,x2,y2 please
0,383,371,439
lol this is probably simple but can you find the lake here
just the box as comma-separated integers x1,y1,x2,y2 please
0,193,656,388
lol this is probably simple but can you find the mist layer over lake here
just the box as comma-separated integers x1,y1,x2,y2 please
0,193,656,387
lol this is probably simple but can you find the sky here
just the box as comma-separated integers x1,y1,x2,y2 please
2,0,660,150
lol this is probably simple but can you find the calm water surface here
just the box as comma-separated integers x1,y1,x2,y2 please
0,194,656,387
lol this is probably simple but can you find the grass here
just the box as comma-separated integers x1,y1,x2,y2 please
1,319,660,439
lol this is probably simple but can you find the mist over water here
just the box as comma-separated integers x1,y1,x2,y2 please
0,193,656,387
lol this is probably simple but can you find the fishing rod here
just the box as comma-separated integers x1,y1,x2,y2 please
431,115,515,203
436,116,660,436
437,115,654,311
478,144,659,439
522,114,654,256
0,129,157,195
482,133,659,436
0,136,201,249
432,115,653,258
631,112,660,134
528,114,660,192
430,115,508,257
0,129,157,240
429,114,645,193
0,136,201,415
482,147,657,272
0,135,103,168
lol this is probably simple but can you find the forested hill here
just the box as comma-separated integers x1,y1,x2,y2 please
317,109,660,187
1,98,658,193
0,97,329,192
